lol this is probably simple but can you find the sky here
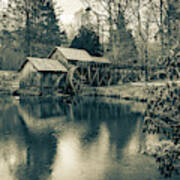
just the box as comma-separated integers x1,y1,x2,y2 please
1,0,84,24
0,0,8,9
56,0,84,24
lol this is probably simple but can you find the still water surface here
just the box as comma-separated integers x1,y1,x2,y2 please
0,96,176,180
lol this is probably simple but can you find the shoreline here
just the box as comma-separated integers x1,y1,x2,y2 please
1,79,180,102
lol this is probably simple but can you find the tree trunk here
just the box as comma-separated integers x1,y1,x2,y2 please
144,45,149,81
160,0,164,56
166,1,171,52
108,0,113,52
25,10,31,56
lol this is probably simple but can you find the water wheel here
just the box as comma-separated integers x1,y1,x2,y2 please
66,66,86,94
98,68,113,86
87,65,121,86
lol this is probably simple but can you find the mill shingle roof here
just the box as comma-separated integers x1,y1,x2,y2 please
26,57,67,72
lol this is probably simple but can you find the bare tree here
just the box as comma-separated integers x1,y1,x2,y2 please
81,0,138,62
127,0,157,81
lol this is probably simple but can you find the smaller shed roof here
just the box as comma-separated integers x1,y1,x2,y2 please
91,56,111,64
26,57,67,72
50,47,93,62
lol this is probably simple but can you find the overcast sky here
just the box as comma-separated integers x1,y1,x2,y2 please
0,0,8,9
56,0,84,24
1,0,84,24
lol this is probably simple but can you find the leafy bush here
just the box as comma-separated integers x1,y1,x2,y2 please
143,82,180,177
159,52,180,80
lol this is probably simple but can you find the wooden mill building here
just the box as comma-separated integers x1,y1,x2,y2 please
48,47,113,87
48,47,111,67
18,47,114,94
19,57,67,90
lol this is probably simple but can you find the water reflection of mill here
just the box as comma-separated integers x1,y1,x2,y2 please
0,97,143,180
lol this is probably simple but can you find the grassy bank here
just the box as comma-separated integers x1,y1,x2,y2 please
83,80,180,102
0,71,19,94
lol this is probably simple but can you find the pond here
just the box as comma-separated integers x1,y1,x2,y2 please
0,96,178,180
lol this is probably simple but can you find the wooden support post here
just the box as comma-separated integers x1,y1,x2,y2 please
88,66,91,84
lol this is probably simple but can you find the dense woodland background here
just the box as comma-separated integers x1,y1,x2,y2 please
0,0,179,76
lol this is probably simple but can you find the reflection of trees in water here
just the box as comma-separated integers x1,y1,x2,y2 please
71,97,142,157
0,104,28,179
21,97,142,161
0,104,25,135
0,97,144,179
20,97,69,119
16,131,57,180
0,100,58,180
